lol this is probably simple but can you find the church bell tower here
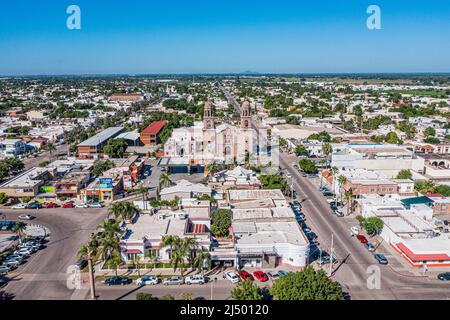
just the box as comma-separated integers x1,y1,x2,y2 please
203,100,215,130
240,100,251,129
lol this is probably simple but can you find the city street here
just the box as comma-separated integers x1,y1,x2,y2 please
220,85,450,300
1,207,108,299
279,151,450,300
95,280,236,300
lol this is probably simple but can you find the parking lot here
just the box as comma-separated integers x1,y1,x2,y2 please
0,207,108,299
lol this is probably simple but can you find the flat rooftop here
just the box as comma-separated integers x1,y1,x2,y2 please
228,189,285,202
78,127,123,147
0,167,48,188
233,221,308,246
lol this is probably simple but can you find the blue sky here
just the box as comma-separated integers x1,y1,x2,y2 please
0,0,449,75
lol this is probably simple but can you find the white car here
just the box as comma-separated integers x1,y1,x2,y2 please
136,276,159,286
88,203,104,208
75,203,89,208
224,272,240,284
12,203,27,209
350,226,360,236
18,214,34,220
184,274,205,285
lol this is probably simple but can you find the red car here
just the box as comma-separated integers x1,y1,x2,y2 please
62,202,74,208
356,235,368,243
253,271,268,282
43,202,59,208
238,271,254,282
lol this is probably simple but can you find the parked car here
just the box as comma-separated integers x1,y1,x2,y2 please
437,272,450,281
238,271,254,282
374,254,388,265
277,270,289,277
75,259,88,270
43,202,59,208
14,247,34,255
350,226,360,236
1,261,19,269
334,209,344,217
356,235,368,243
62,202,75,208
89,203,104,208
18,214,35,220
0,266,10,275
163,276,184,286
267,271,279,281
0,276,8,287
6,254,25,262
26,202,42,209
224,272,240,284
364,243,376,252
185,274,206,285
104,277,132,286
319,254,338,265
11,203,27,209
136,276,160,286
75,203,89,209
253,271,268,282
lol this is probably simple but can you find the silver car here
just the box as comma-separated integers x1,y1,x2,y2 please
162,276,184,286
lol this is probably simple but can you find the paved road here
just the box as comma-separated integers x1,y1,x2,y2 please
220,84,450,300
1,207,107,300
23,144,70,170
279,149,450,300
95,280,236,300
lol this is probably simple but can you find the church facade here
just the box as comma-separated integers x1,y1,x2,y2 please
161,100,257,172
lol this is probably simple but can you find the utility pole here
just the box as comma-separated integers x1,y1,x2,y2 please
210,280,214,300
329,233,334,277
87,250,97,300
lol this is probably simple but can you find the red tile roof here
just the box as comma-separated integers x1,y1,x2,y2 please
141,121,166,135
122,249,143,254
396,242,450,262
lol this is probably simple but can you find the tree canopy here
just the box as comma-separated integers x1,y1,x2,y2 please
103,138,128,158
298,159,318,174
270,267,344,300
210,209,232,238
231,281,264,300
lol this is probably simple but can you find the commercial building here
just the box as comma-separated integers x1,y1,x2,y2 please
77,127,124,159
0,167,54,197
159,179,212,201
119,201,211,262
140,121,166,146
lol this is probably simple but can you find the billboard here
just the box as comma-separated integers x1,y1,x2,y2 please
99,177,113,189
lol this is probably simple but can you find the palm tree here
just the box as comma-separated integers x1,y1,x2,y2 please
138,185,148,209
337,175,347,204
12,221,26,243
344,190,355,216
192,250,211,276
78,243,97,300
46,141,56,162
205,162,220,177
181,237,197,267
162,235,179,258
322,143,333,166
159,172,172,189
169,247,186,277
108,201,138,223
99,220,120,238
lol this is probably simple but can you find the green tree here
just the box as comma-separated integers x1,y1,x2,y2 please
414,180,435,194
424,127,436,137
322,143,333,164
92,159,115,176
424,137,440,144
103,138,128,158
270,267,344,300
192,250,211,275
210,209,232,238
160,294,175,300
385,132,402,144
159,172,173,189
299,159,317,174
108,201,138,222
362,216,384,235
46,141,56,161
12,221,27,243
396,169,412,180
0,192,9,205
231,281,264,300
136,292,153,300
295,145,308,156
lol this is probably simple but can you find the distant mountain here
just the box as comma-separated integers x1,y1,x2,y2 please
239,70,260,75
